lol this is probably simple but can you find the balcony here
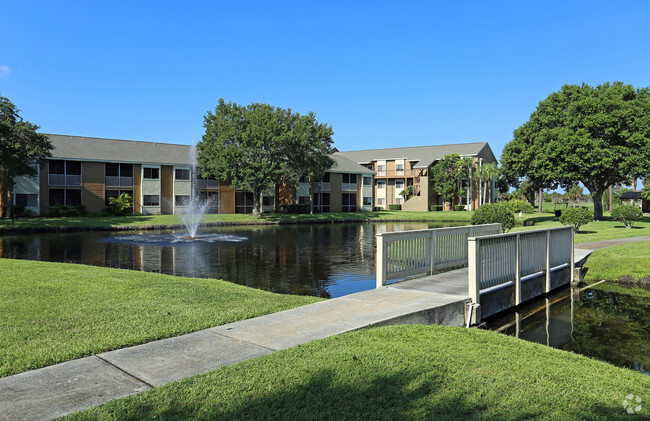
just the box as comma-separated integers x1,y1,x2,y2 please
374,169,418,178
314,182,330,192
196,179,220,189
105,176,134,187
49,174,81,186
342,182,358,192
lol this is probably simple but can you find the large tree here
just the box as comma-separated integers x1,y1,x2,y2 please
501,82,650,220
431,153,471,210
0,94,52,218
198,99,333,216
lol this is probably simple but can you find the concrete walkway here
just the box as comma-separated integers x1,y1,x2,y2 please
2,236,648,421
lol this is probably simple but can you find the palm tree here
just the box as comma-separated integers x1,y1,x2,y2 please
475,163,499,206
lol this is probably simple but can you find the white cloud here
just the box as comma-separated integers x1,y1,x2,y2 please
0,65,11,78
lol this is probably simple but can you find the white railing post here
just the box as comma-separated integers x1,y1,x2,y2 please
515,233,521,306
430,231,437,274
545,230,551,293
570,227,575,283
376,234,387,287
468,237,480,304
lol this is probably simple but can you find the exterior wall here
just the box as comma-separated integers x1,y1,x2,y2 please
133,164,142,213
219,181,236,214
39,163,49,215
13,168,40,215
173,165,191,214
160,165,174,215
330,173,342,212
141,165,162,215
81,161,105,214
361,176,373,211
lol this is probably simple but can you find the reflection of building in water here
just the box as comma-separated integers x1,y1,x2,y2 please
489,287,578,348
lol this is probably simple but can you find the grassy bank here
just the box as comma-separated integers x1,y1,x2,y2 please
582,240,650,284
0,259,322,377
0,211,476,232
66,324,650,420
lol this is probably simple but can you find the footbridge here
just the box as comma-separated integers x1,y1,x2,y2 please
376,224,577,325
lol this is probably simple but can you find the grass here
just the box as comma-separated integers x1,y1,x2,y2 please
0,259,322,377
65,324,650,420
581,240,650,283
0,211,477,232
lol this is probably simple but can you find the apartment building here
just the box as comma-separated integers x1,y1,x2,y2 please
338,143,498,212
7,134,375,215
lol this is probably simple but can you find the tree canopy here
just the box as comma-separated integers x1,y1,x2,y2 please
198,99,334,215
501,82,650,220
431,153,472,210
0,94,52,218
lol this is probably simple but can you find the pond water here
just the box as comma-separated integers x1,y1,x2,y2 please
485,286,650,375
0,222,455,299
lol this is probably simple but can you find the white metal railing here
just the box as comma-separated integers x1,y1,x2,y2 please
314,182,330,191
105,176,133,187
376,224,502,287
195,179,219,189
48,174,81,186
342,182,358,192
468,226,574,305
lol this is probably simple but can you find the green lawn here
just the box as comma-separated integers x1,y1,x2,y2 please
65,324,650,420
582,240,650,283
0,211,477,232
0,259,322,377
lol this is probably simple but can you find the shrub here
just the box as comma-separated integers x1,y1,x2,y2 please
430,205,443,212
388,204,402,211
611,205,643,228
558,207,592,232
277,204,310,214
503,199,534,214
108,193,133,216
471,203,515,233
45,204,88,217
12,205,25,217
454,205,465,211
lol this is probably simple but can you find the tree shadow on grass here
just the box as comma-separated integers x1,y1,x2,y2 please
523,215,558,226
72,367,632,421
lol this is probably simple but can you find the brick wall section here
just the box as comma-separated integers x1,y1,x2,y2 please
133,164,142,213
219,181,235,214
81,161,105,214
330,173,342,212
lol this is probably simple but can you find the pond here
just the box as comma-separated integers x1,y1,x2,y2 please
0,222,456,299
485,286,650,375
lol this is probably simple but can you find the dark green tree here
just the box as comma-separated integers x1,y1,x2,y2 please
501,82,650,220
199,99,334,216
0,94,52,218
431,153,470,210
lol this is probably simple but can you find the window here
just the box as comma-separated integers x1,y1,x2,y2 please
298,196,309,205
342,174,357,184
377,180,386,189
235,191,254,214
143,195,160,206
395,163,404,171
396,180,405,190
363,177,372,186
143,167,160,179
175,195,191,206
321,172,330,182
16,194,38,207
396,197,404,204
377,164,386,172
199,191,219,213
49,189,81,206
363,197,372,206
175,169,190,180
262,196,275,206
49,160,65,175
49,160,81,186
377,198,385,206
105,163,133,187
342,193,357,212
313,192,330,213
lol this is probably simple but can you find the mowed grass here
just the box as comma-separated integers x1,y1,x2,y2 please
582,240,650,283
0,210,477,232
0,259,322,377
66,324,650,421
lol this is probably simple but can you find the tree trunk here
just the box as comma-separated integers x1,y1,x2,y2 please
608,185,613,213
308,178,314,215
1,176,13,219
252,188,262,216
591,189,605,220
538,188,543,213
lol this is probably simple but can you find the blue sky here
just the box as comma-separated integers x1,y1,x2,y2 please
2,1,649,160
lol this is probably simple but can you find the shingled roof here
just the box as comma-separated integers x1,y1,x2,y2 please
338,142,497,168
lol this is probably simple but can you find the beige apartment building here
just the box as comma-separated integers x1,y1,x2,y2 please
5,134,374,216
338,143,498,211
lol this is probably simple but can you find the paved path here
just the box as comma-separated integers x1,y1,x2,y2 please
2,236,648,421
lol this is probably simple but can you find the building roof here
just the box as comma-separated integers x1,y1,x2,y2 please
338,142,497,168
329,153,375,174
47,134,192,166
46,134,375,174
620,191,642,200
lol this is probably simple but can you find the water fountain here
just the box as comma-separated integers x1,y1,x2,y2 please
178,143,212,239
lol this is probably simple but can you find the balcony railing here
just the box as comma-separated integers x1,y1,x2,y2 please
342,182,358,192
105,176,134,187
48,174,81,186
195,179,219,189
374,169,418,178
314,182,330,192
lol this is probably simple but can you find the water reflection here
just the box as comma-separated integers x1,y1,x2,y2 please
486,286,650,374
0,222,453,299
